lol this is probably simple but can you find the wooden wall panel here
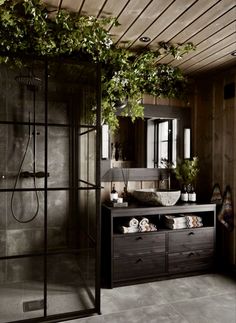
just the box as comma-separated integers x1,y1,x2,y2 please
193,67,236,266
193,80,213,202
212,79,224,184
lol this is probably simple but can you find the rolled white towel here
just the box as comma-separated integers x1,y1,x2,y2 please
121,226,139,234
139,217,149,227
139,218,150,232
129,218,139,228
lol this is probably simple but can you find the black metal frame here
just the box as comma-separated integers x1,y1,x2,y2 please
0,57,101,322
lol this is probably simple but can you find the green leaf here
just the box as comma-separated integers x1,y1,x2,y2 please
0,0,196,130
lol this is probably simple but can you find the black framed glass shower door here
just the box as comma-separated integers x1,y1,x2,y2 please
0,57,101,322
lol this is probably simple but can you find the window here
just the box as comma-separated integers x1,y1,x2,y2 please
146,118,177,168
154,119,177,168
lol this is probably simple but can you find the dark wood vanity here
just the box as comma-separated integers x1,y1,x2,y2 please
101,203,216,288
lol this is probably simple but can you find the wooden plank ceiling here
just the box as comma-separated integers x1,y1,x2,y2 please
44,0,236,76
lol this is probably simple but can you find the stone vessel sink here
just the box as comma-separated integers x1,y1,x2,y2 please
133,188,181,206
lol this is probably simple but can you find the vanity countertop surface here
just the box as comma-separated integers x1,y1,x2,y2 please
102,202,216,217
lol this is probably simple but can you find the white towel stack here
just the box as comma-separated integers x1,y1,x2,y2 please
185,215,203,228
164,215,187,229
164,214,203,229
121,217,157,233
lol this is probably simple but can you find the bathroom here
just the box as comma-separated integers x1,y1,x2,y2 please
0,0,236,322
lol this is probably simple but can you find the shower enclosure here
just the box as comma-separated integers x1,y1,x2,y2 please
0,57,101,322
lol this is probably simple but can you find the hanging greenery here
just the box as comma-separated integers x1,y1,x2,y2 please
0,0,196,130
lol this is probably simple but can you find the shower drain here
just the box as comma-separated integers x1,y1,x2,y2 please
23,299,44,312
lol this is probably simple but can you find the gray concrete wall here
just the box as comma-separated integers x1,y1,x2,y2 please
0,64,70,283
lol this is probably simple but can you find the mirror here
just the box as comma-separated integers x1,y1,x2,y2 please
101,104,191,181
110,117,178,168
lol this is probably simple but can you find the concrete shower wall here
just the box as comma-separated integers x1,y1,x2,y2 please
0,64,70,283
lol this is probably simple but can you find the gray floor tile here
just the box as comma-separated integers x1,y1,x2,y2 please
65,274,236,323
172,292,236,323
64,314,104,323
1,273,235,323
148,273,236,303
149,276,207,302
182,273,236,295
101,283,167,315
141,304,189,323
66,304,190,323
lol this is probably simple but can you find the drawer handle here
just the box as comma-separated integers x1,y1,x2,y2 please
188,231,195,235
136,236,143,240
136,258,143,263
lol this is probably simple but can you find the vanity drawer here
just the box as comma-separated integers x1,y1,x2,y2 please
168,228,214,252
113,232,165,258
113,253,166,281
168,249,214,273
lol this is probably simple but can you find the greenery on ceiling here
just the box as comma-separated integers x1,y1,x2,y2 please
0,0,196,130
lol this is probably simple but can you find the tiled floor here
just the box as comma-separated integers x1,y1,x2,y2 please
0,282,93,322
65,273,236,323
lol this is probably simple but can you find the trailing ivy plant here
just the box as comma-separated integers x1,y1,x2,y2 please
0,0,196,130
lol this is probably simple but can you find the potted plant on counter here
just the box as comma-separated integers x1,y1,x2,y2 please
174,157,199,202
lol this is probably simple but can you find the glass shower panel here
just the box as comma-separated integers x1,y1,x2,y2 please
46,252,95,316
0,256,44,323
76,63,99,309
78,189,97,241
0,58,100,322
79,128,96,186
0,124,45,190
77,189,96,301
0,59,46,321
47,190,70,251
47,126,70,189
0,121,45,258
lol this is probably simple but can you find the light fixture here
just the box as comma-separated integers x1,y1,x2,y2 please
231,51,236,57
139,36,151,43
102,124,109,159
184,128,191,159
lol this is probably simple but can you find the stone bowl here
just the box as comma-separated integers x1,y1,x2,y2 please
133,188,181,206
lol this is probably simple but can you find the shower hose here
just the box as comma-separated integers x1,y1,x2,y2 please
10,114,40,223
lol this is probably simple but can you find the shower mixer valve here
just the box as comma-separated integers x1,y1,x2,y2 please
20,171,49,178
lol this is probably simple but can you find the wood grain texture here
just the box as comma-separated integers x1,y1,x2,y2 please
102,203,215,287
43,0,236,74
192,67,236,265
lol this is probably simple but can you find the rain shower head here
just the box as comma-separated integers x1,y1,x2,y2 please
15,74,41,91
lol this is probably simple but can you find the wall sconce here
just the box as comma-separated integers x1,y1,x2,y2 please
102,124,109,159
184,128,191,159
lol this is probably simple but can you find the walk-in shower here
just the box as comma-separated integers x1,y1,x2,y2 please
0,57,101,322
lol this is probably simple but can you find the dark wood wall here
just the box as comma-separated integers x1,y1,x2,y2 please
192,65,236,267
